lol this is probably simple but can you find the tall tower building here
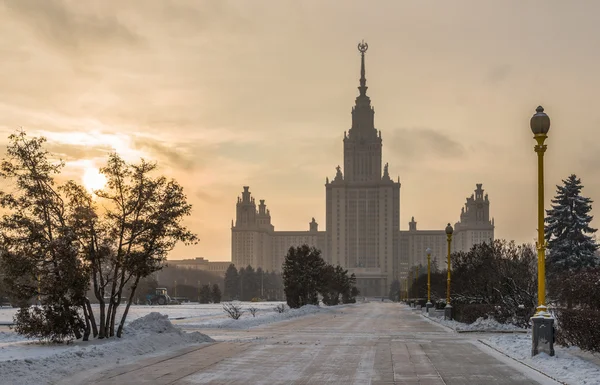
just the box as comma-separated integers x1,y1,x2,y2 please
325,41,401,296
229,43,495,299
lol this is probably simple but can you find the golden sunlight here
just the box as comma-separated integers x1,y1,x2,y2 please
82,167,107,193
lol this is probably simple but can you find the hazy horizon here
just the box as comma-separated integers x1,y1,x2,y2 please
1,0,600,261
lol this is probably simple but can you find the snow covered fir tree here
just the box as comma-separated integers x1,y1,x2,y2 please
544,174,599,276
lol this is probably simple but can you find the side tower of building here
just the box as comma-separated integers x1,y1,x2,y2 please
231,186,324,273
399,183,495,271
325,42,401,297
231,186,273,269
453,184,495,252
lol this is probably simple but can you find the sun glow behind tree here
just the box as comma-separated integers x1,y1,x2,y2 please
82,167,107,193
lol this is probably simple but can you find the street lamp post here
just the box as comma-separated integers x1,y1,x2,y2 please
444,223,453,320
530,105,555,357
408,270,412,305
426,248,432,314
416,265,419,300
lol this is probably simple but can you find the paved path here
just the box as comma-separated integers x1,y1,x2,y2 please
82,303,550,385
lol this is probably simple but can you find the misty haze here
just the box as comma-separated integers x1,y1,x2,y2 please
0,1,599,384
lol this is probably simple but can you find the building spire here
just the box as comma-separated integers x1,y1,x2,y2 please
358,40,368,96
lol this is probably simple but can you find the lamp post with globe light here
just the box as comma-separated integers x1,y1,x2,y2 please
444,223,453,320
426,248,432,314
530,106,555,357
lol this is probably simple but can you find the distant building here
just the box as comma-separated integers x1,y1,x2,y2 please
230,43,494,296
167,257,231,277
231,188,325,272
400,184,495,270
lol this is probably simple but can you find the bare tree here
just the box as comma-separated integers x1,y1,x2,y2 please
223,302,244,320
0,132,197,341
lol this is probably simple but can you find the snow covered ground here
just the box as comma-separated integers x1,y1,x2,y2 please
0,301,337,385
482,333,600,385
0,301,286,325
421,311,600,385
0,312,214,385
423,312,525,332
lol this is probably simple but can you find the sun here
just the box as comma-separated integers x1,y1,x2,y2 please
82,167,107,193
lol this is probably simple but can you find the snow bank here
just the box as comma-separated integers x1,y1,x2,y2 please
424,313,525,332
483,334,600,385
0,312,214,385
182,304,344,329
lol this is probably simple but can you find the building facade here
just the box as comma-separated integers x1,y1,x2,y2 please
230,43,494,296
231,186,325,272
325,41,400,296
400,184,495,271
167,257,231,277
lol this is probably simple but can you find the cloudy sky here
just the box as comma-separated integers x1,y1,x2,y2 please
1,0,599,260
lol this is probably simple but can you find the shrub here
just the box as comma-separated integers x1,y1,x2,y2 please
452,304,494,324
274,304,286,313
222,302,244,320
248,307,258,317
434,300,446,310
555,308,600,353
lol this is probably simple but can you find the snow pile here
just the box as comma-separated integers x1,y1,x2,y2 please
483,334,600,385
183,304,343,329
0,312,214,385
425,313,524,332
128,312,182,334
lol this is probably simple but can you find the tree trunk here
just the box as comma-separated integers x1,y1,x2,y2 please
117,275,141,338
85,298,98,338
105,300,113,337
98,298,106,339
109,296,119,337
82,304,91,341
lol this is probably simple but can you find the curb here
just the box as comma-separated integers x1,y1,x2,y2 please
457,329,528,334
420,313,528,334
477,339,567,385
419,313,456,333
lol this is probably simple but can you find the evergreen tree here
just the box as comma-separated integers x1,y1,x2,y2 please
341,272,358,304
199,284,211,304
388,280,400,301
256,267,265,299
211,284,222,303
282,245,326,308
223,264,239,300
238,267,246,300
545,174,599,275
241,265,258,301
320,265,358,305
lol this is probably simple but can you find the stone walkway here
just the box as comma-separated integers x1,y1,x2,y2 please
80,303,552,384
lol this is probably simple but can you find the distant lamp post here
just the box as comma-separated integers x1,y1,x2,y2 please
408,270,412,304
416,265,419,300
426,248,432,314
530,105,555,357
444,223,453,320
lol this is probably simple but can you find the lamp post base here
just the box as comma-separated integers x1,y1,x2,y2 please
531,315,555,357
426,301,433,314
444,304,453,320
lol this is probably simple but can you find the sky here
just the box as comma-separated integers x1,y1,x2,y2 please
1,0,600,261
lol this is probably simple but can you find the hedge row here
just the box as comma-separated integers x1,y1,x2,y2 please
554,308,600,353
